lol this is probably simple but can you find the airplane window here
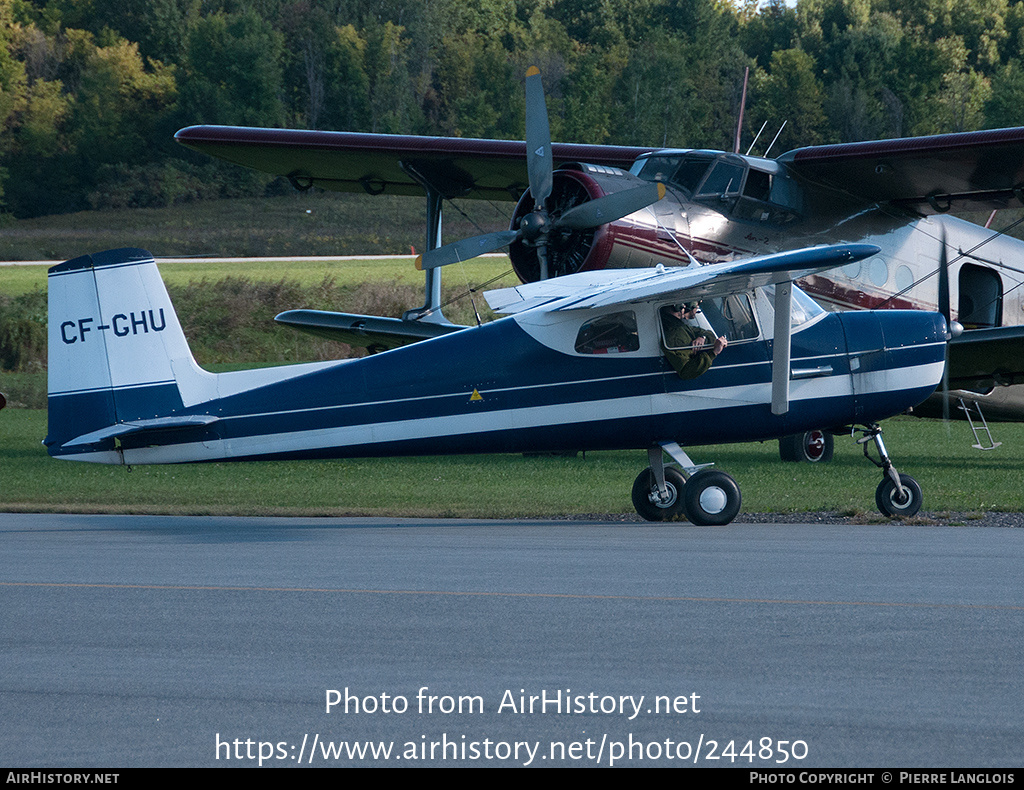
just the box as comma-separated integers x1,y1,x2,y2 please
698,162,745,197
700,294,759,341
895,265,914,293
763,285,825,329
743,169,771,202
575,311,640,354
843,261,862,279
674,158,713,193
636,156,683,183
868,257,888,286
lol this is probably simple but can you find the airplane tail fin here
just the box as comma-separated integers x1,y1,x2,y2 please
45,248,215,460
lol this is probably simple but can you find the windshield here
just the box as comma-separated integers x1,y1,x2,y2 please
763,284,825,330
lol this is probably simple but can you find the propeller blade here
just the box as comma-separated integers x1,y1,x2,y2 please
416,230,520,270
937,225,951,323
938,226,951,422
555,182,666,230
525,66,553,209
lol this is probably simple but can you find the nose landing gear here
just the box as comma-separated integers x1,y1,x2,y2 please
854,424,923,518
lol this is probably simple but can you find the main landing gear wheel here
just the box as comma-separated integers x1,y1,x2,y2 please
779,430,834,463
875,473,922,518
631,467,686,521
682,469,742,526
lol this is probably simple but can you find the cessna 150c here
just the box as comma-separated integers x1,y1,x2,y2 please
174,69,1024,462
46,243,947,524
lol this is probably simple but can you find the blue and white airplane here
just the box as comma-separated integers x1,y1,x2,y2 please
45,242,947,524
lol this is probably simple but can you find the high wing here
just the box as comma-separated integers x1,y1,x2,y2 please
485,244,881,314
274,309,464,351
777,126,1024,213
174,126,650,201
485,242,883,417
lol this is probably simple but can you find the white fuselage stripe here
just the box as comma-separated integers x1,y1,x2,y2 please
101,359,944,465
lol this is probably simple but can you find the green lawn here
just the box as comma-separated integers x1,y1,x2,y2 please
0,254,515,296
0,192,512,262
3,409,1021,518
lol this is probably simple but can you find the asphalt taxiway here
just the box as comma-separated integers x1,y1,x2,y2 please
3,513,1023,767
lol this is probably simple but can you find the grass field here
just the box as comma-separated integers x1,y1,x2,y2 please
0,192,512,262
0,253,516,295
3,409,1022,519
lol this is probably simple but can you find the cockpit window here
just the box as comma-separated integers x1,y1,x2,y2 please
763,285,826,330
634,152,802,223
696,161,744,197
575,311,640,354
659,295,759,347
636,155,683,184
674,157,713,193
743,168,771,202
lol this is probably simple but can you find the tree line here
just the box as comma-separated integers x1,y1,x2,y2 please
3,0,1024,219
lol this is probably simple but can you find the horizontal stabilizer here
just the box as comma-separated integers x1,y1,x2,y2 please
275,310,465,351
947,325,1024,391
62,415,219,448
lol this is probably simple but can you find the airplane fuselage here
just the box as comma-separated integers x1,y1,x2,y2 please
45,251,946,466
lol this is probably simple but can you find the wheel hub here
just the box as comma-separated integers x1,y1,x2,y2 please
699,486,728,514
650,483,678,508
805,431,825,460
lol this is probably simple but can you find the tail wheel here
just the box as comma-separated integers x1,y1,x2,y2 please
682,470,742,526
631,467,686,522
779,430,834,463
875,473,923,518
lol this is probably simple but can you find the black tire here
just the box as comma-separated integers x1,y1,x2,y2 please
875,473,923,518
682,470,742,526
779,430,834,463
631,467,686,522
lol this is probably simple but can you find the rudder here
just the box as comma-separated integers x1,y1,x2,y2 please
46,248,214,460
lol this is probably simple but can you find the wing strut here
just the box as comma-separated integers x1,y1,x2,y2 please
400,162,448,324
771,282,792,416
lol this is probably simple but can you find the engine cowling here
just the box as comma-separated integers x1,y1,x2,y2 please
508,168,615,282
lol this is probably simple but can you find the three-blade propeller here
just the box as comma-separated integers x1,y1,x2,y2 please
417,68,666,276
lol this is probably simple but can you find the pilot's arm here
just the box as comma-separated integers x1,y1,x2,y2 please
664,323,727,380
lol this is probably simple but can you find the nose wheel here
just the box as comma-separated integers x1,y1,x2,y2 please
856,424,923,518
876,473,923,518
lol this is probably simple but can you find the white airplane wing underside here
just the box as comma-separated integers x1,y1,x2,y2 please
485,244,881,314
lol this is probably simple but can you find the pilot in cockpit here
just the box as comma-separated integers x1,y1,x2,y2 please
660,301,728,379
